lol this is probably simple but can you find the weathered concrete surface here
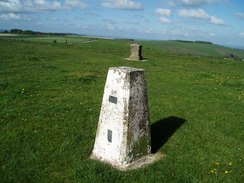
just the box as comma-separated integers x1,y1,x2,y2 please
90,152,165,171
91,67,154,170
129,44,143,60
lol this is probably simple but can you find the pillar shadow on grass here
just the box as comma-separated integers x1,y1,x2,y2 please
151,116,186,153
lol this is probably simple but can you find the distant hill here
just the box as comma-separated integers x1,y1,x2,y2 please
136,40,244,59
224,45,244,50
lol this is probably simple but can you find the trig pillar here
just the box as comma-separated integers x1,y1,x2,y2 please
91,67,151,170
129,44,143,60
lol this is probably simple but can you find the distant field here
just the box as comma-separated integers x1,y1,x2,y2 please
0,37,243,183
26,36,92,43
137,40,244,59
0,34,92,43
2,33,243,58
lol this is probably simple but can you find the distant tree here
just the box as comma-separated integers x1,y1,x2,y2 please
195,41,213,45
3,30,8,33
8,28,80,36
175,40,194,43
225,53,238,59
23,30,34,35
10,29,23,34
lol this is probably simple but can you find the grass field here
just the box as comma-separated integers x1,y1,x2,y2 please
0,34,93,44
25,36,94,44
137,40,244,59
1,33,243,58
0,37,243,182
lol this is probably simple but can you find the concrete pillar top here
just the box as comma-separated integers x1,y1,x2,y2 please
130,44,142,47
110,67,145,72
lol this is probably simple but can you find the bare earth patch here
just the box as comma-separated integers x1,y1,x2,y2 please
0,33,18,37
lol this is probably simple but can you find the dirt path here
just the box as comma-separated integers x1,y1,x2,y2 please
67,40,97,44
0,33,18,37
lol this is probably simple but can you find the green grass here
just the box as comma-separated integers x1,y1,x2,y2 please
25,36,92,44
0,34,92,44
2,33,243,58
137,40,244,59
0,38,243,183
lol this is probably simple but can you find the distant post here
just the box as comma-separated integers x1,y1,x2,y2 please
91,67,152,170
129,44,143,60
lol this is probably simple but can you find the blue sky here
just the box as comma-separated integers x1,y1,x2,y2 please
0,0,244,46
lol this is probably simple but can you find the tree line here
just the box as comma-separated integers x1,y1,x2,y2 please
2,29,79,36
174,40,213,45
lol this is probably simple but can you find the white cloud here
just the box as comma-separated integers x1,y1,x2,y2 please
167,1,177,8
210,16,224,25
240,32,244,37
0,12,31,20
104,19,118,30
178,8,225,25
33,0,62,12
34,0,45,5
0,12,21,20
144,28,158,34
123,21,140,25
101,0,143,10
155,8,171,16
171,29,186,36
139,28,159,34
118,26,131,31
209,32,215,36
177,0,219,7
178,8,209,19
235,12,244,20
159,17,172,24
104,19,117,25
0,0,90,13
105,23,131,31
175,24,182,28
64,0,90,10
0,0,22,12
47,17,59,21
24,0,33,7
77,24,90,29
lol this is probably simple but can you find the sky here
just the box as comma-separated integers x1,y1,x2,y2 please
0,0,244,46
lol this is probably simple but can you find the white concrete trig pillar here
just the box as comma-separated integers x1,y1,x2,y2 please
91,67,151,170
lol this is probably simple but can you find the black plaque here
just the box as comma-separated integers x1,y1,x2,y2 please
108,129,112,142
109,95,117,104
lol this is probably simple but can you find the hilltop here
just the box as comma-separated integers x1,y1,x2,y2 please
1,29,244,59
136,40,244,59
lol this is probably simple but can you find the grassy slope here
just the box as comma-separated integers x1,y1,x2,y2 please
25,36,92,43
2,33,244,58
137,40,244,59
0,38,243,183
0,34,91,43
